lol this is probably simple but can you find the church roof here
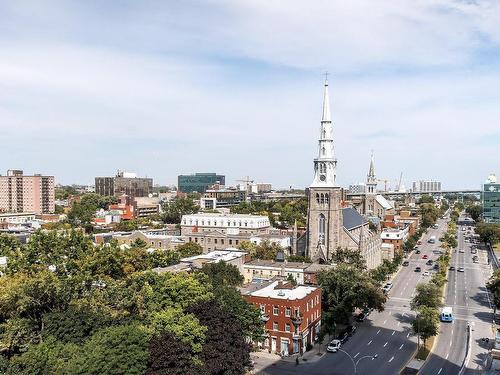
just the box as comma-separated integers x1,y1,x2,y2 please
342,207,366,230
376,194,393,210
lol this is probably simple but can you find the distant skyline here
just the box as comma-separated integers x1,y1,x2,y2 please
1,1,499,189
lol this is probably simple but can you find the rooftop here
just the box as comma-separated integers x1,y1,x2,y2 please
244,259,312,269
247,280,318,300
181,250,247,263
342,207,366,230
182,212,268,219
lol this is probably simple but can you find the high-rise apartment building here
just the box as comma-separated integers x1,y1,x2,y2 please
482,174,500,224
178,173,225,193
95,171,153,198
0,170,55,214
412,180,441,193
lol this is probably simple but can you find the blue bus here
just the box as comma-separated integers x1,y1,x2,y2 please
440,307,453,322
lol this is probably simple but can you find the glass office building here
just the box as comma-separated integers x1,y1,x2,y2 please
482,174,500,223
178,173,225,193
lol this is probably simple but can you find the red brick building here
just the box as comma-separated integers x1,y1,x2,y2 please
244,280,321,356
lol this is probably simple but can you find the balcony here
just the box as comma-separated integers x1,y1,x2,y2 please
260,312,270,322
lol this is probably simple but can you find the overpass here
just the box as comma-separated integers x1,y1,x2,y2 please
347,189,481,199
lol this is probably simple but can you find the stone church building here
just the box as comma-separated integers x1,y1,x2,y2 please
303,79,382,269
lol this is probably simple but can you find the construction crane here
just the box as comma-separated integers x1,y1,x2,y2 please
396,172,403,192
377,178,390,192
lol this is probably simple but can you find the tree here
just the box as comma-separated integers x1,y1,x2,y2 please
251,240,282,260
318,265,386,325
147,332,199,375
162,198,198,224
66,324,149,375
330,247,366,270
487,269,500,313
410,282,443,310
418,195,434,204
0,234,20,256
186,301,252,375
466,204,482,222
476,222,500,244
412,306,440,347
200,261,244,287
115,219,139,232
420,203,440,228
176,242,203,258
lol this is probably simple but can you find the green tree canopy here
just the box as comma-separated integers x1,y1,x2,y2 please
412,306,440,346
410,282,443,310
318,264,386,325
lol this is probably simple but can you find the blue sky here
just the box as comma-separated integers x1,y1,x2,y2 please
1,0,499,190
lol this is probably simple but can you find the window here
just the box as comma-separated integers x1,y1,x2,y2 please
214,239,218,244
221,239,224,245
316,193,320,204
285,323,291,332
273,322,278,331
229,239,233,245
260,304,265,313
285,307,291,317
319,214,326,245
273,306,279,315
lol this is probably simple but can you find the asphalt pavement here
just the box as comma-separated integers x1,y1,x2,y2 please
256,219,450,375
420,220,494,375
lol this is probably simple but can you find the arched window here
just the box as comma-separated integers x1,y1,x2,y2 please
318,214,326,245
320,193,324,204
325,193,329,204
322,146,326,156
316,193,320,204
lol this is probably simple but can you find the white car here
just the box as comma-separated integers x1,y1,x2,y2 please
423,271,430,276
458,267,465,272
327,339,341,353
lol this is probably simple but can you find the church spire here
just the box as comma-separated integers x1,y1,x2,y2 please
311,76,337,187
321,78,331,123
368,151,375,179
366,151,377,194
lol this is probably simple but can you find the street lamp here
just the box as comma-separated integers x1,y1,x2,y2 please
337,349,378,374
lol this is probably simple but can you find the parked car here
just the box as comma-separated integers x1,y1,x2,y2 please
423,271,430,276
422,255,428,259
449,266,456,271
415,250,421,254
415,266,421,272
417,240,422,245
458,267,465,272
459,249,465,253
433,264,439,270
402,261,410,266
426,259,433,265
327,339,341,353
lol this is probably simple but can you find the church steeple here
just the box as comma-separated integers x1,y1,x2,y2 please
311,78,337,187
366,151,377,194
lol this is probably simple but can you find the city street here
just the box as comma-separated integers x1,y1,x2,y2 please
255,218,450,375
420,221,494,375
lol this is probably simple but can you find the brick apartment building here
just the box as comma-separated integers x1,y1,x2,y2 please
243,280,321,356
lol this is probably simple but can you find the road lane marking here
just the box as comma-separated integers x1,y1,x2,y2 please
446,353,449,359
354,352,360,358
407,332,411,338
392,330,396,336
367,340,372,346
376,329,381,335
399,344,404,350
388,356,394,363
450,341,452,347
438,368,443,374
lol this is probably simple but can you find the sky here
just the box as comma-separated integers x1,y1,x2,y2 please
1,0,499,190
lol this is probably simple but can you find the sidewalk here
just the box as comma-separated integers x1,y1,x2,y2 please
251,343,327,365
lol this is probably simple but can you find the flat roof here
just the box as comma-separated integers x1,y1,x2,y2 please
244,260,312,269
248,280,317,300
181,250,247,263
